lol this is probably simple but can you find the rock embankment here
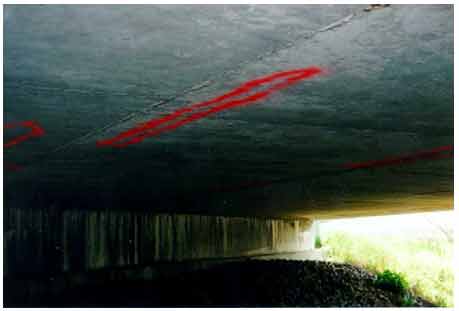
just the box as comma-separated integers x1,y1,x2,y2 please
44,259,437,307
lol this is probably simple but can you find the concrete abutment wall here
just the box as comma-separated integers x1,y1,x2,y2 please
5,206,316,277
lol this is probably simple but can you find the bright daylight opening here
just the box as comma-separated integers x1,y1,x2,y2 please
316,211,454,307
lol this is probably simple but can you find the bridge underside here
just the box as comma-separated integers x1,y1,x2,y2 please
4,4,453,219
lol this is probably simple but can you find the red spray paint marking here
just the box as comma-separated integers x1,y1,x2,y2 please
4,161,22,172
97,67,324,147
341,145,453,170
4,120,45,148
210,145,453,193
4,120,45,171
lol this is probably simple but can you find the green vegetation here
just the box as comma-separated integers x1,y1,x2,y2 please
373,270,415,307
322,232,453,307
374,270,409,294
401,292,416,307
314,236,322,249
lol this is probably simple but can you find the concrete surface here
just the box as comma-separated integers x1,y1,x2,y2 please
4,206,314,276
4,205,315,305
4,5,453,218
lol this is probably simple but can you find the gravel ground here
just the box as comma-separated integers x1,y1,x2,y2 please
41,259,436,307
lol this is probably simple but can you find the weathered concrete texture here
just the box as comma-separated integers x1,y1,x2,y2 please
4,206,314,277
4,5,453,219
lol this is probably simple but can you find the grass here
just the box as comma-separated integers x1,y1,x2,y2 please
374,270,409,294
315,236,322,249
322,231,453,307
373,270,415,307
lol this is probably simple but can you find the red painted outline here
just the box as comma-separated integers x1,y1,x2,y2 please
341,145,453,170
97,67,324,147
211,145,453,193
4,120,45,172
3,70,452,189
4,161,22,172
4,120,45,148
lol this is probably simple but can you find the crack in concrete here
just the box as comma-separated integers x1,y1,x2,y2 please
317,14,355,33
49,80,213,154
8,8,364,174
51,10,361,152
